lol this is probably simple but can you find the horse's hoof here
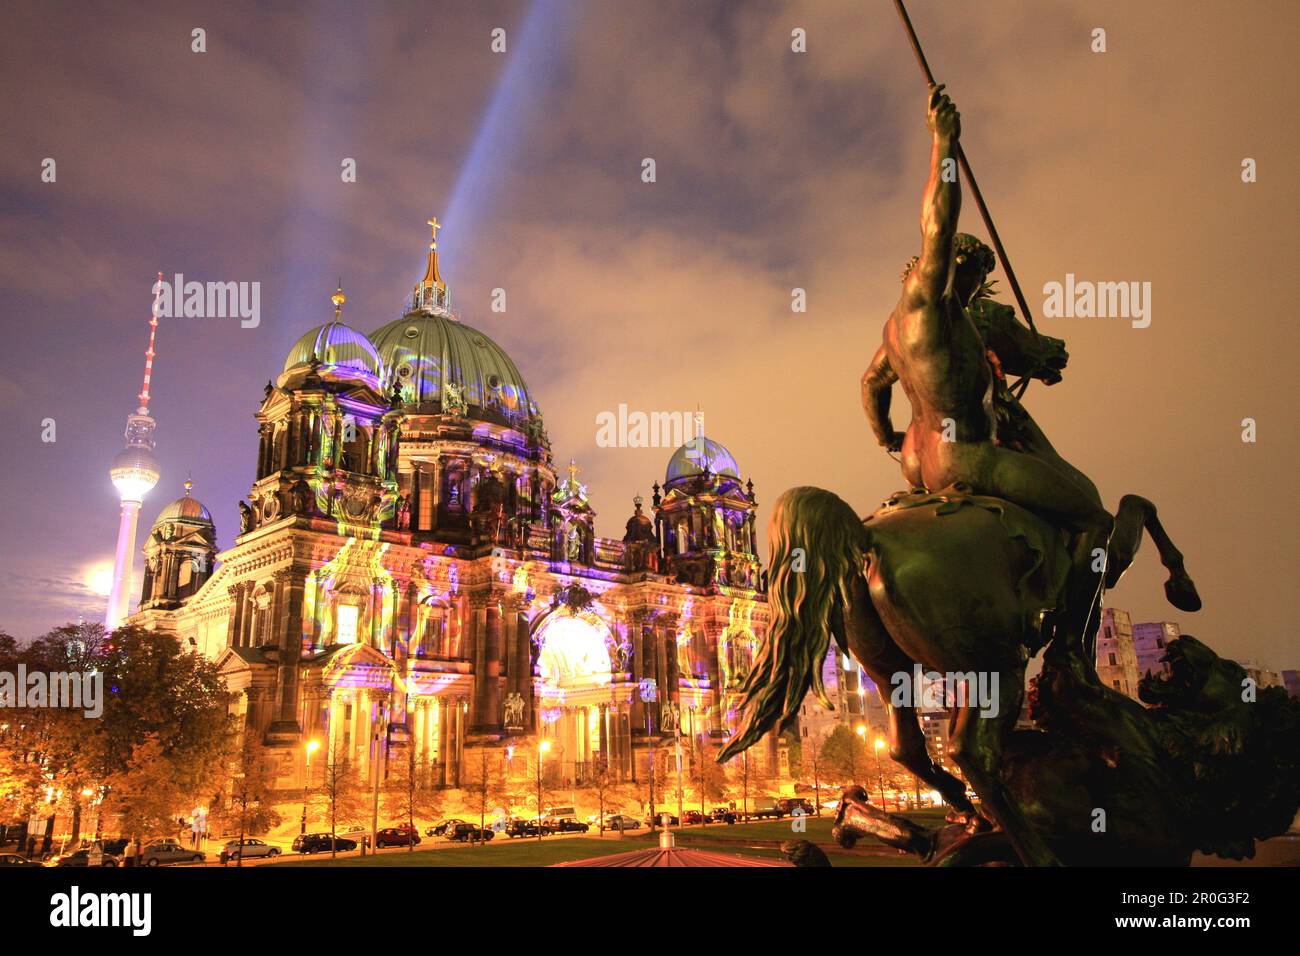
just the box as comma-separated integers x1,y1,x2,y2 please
1165,572,1202,612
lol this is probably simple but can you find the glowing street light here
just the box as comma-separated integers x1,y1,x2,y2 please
301,738,321,835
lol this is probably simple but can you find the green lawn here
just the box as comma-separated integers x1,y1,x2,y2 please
267,812,935,867
271,836,654,868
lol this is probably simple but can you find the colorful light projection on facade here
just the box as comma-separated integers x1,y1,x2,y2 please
301,536,396,652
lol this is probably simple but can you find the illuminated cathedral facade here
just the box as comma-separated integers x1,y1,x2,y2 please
128,222,785,795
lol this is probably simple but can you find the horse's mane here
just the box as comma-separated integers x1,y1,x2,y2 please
719,487,867,763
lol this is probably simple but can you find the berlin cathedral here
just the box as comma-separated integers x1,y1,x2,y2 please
127,222,786,795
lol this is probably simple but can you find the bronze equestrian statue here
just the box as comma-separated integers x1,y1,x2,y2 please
720,86,1298,866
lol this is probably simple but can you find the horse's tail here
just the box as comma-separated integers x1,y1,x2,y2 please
719,486,869,763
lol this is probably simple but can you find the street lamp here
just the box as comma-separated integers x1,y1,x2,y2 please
301,738,320,835
639,678,658,831
873,736,887,809
536,740,552,842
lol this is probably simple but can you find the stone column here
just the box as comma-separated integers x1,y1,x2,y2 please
436,698,449,787
480,599,503,733
269,570,305,735
598,703,609,768
469,598,490,730
451,698,464,787
629,611,648,730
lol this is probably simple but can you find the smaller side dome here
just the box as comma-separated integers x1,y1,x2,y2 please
281,321,383,387
665,436,741,484
151,480,213,527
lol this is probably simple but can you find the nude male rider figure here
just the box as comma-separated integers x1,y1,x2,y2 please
860,85,1113,662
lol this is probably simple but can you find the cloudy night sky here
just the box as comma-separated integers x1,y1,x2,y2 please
0,0,1296,671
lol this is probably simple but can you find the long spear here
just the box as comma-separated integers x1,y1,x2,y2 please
892,0,1040,357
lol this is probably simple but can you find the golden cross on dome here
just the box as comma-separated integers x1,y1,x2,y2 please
567,459,579,481
428,216,442,250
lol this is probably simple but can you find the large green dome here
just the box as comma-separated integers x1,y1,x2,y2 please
369,311,536,420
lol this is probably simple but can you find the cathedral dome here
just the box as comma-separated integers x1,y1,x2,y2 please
369,311,536,420
151,484,213,527
665,436,741,483
281,320,383,387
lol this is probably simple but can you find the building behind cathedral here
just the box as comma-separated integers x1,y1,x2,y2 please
128,224,787,798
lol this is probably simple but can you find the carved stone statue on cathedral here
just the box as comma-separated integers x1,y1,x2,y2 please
396,494,411,530
238,500,253,534
443,381,468,417
660,700,679,734
294,481,311,516
503,692,525,730
565,524,583,563
615,638,633,672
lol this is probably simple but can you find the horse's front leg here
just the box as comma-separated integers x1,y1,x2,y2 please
947,670,1061,867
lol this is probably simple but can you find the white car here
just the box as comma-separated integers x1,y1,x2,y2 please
335,827,372,848
219,838,281,862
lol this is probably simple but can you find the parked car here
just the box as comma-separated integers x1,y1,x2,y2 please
51,848,121,867
681,810,704,825
425,819,468,837
599,814,642,831
548,817,590,833
375,828,421,848
140,843,206,867
291,833,358,854
445,823,495,843
504,818,548,838
644,812,680,827
778,797,817,816
710,807,737,824
219,838,281,863
0,852,41,868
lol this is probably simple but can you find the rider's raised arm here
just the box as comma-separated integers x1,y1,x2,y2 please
862,344,903,451
901,85,962,313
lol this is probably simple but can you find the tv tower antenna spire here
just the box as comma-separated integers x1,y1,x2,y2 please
105,274,165,629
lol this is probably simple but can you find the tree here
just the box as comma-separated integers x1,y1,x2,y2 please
800,730,828,816
582,758,624,836
215,735,282,866
101,736,189,864
821,725,870,786
314,738,366,859
696,747,730,820
382,743,441,852
462,748,508,845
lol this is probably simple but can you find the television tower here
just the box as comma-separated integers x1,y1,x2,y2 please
105,274,164,629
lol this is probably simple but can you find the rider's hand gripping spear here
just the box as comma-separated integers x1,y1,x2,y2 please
892,0,1040,399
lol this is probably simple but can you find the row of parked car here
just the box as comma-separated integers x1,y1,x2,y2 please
0,836,280,868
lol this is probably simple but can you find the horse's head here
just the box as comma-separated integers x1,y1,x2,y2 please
969,298,1068,385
